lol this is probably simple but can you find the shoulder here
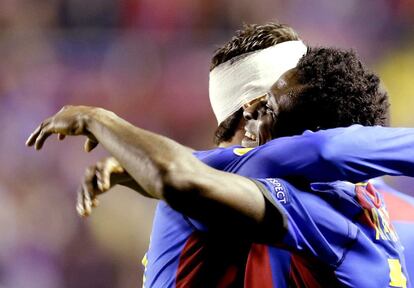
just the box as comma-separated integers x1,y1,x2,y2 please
193,146,255,169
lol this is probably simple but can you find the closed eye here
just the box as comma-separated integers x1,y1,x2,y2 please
265,103,271,110
265,104,274,113
265,105,277,121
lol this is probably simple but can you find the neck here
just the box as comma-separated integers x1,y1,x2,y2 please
218,129,245,147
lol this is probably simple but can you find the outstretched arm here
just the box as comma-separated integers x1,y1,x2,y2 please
26,106,285,240
314,125,414,180
75,124,414,215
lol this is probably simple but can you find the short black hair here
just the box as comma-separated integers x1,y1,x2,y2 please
211,22,300,145
272,47,390,137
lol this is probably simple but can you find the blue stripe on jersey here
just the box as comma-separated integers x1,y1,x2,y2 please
144,202,195,288
268,247,291,288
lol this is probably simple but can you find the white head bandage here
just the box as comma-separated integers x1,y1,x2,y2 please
209,40,307,125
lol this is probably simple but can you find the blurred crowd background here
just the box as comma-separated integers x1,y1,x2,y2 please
0,0,413,287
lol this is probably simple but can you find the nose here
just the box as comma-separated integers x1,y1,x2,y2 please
243,95,268,121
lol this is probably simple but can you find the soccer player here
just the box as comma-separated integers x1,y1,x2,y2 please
79,23,414,286
207,24,414,286
26,47,414,287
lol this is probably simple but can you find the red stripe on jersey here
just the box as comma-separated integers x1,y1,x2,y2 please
175,233,206,288
244,244,274,288
176,232,249,288
380,190,414,222
289,254,340,288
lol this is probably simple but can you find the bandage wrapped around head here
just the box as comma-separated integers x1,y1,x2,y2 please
209,40,307,125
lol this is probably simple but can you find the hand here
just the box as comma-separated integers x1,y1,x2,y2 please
26,105,99,152
77,157,127,217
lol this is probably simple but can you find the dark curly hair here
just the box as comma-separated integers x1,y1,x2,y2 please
211,22,300,145
272,47,390,138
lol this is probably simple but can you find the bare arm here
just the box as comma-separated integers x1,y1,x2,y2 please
26,106,285,240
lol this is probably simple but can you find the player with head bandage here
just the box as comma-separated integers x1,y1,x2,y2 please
28,22,414,285
209,40,307,128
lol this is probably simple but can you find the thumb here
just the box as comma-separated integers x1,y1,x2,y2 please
84,137,99,152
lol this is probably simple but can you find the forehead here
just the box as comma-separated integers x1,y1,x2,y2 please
268,67,308,109
271,68,299,91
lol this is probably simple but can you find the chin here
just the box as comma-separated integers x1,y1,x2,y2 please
241,138,259,148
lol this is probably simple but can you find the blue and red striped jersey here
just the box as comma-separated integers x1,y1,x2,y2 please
244,178,414,288
143,125,414,287
373,178,414,285
250,179,407,287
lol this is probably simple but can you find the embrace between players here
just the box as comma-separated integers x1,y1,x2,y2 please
27,23,414,287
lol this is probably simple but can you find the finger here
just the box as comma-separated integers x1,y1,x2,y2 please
26,124,43,147
76,186,90,217
108,157,125,173
83,166,100,200
100,157,125,189
86,174,100,207
83,185,97,214
82,181,93,216
57,133,66,141
77,201,89,217
102,166,113,191
84,138,99,152
102,158,123,190
96,160,104,171
92,197,99,208
34,128,53,150
76,187,89,217
76,203,87,217
96,164,111,193
78,166,98,217
85,173,100,209
96,169,109,194
96,170,104,192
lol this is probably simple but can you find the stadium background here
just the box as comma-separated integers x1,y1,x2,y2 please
0,1,413,287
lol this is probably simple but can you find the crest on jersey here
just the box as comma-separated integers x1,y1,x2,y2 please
356,182,398,242
233,147,254,156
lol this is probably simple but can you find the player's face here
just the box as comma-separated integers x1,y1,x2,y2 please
242,68,305,147
241,95,273,147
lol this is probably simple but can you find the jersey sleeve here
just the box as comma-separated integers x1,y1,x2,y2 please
234,125,414,183
315,125,414,181
255,178,358,265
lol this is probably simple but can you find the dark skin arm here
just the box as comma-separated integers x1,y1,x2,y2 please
26,105,285,241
